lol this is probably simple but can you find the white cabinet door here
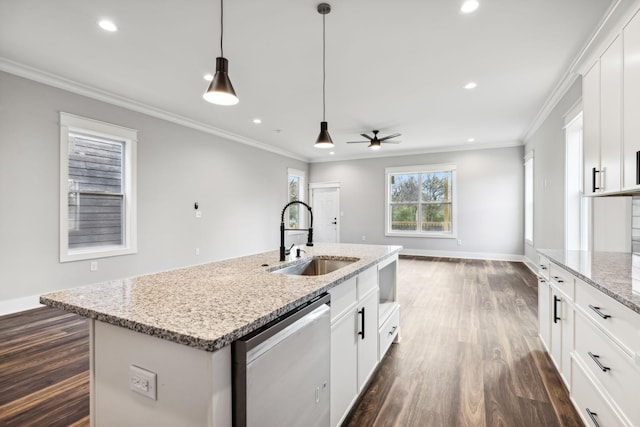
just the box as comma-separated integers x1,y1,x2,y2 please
583,61,601,195
538,277,551,349
600,35,622,193
357,290,379,392
330,311,357,427
624,10,640,190
550,289,563,373
550,287,573,389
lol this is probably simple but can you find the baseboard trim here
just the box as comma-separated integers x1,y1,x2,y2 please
399,248,525,262
0,295,44,316
523,257,539,275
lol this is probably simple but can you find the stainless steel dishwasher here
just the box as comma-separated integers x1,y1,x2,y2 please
232,294,331,427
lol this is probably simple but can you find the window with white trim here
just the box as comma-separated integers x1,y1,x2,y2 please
287,168,306,229
385,164,456,237
524,152,534,244
60,113,137,262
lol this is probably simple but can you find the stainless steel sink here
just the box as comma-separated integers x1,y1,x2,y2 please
272,257,359,276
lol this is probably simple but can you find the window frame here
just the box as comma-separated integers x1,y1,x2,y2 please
287,168,307,231
524,151,534,245
385,164,457,238
59,112,138,262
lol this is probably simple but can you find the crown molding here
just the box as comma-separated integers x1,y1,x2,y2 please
0,58,308,163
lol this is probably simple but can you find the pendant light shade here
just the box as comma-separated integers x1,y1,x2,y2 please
203,57,239,105
315,121,334,148
314,3,334,148
203,0,239,106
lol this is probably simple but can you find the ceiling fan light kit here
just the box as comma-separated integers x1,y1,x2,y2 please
314,3,335,148
203,0,239,106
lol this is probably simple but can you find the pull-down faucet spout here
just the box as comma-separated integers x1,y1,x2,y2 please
280,201,314,261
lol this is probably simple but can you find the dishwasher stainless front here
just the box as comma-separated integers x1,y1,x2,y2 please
232,294,331,427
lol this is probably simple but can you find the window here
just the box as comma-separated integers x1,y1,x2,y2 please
385,164,456,237
287,168,306,229
59,113,137,262
524,151,534,244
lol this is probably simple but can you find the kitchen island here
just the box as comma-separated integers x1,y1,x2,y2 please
40,243,401,426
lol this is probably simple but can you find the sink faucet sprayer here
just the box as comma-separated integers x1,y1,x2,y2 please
280,201,314,261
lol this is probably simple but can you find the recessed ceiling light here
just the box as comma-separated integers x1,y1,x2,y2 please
253,118,262,124
329,151,335,155
98,20,118,32
460,0,479,14
203,73,214,82
467,137,475,142
464,82,477,90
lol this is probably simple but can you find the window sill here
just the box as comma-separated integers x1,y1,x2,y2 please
60,245,137,263
385,232,456,239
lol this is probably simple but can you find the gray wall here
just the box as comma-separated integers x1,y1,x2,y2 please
309,146,524,258
523,77,631,265
0,72,307,306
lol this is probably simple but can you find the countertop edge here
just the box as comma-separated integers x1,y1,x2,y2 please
538,249,640,315
40,247,401,352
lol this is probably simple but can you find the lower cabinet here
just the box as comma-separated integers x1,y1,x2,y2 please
549,285,574,389
538,276,551,349
330,310,358,427
357,289,379,392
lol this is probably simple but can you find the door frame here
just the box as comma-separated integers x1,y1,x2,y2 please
309,182,341,244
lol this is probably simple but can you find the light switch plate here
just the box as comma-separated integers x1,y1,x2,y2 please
129,365,157,400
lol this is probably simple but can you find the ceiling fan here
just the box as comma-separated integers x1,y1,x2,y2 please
346,130,401,150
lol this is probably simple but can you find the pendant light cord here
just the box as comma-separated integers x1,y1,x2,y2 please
322,12,326,121
220,0,224,57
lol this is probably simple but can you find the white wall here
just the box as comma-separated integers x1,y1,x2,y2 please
0,71,308,312
523,77,631,265
309,146,524,259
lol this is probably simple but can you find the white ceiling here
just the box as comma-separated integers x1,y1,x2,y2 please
0,0,614,162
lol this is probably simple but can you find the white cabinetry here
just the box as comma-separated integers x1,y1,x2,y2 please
538,254,640,426
623,10,640,191
357,289,379,391
583,36,622,195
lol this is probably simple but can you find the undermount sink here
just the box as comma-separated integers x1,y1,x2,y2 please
272,257,359,276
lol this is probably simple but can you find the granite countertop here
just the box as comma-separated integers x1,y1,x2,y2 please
538,249,640,314
40,243,401,352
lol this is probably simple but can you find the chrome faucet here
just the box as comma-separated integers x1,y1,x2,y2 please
280,201,314,261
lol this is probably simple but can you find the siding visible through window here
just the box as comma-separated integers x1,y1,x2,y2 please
68,134,124,249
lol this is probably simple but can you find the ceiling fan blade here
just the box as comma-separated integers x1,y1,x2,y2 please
382,140,401,144
360,133,373,141
346,141,370,144
378,133,401,142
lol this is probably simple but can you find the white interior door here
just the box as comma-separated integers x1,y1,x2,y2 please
310,184,340,243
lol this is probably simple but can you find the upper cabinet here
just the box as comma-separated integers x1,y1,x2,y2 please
583,7,640,196
624,10,640,191
583,36,622,195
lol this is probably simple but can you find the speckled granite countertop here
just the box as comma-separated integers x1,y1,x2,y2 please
538,249,640,314
40,243,401,352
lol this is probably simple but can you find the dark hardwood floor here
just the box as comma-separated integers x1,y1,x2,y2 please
345,257,583,427
0,258,582,426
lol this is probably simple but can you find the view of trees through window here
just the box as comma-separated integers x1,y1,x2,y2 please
389,170,453,233
288,175,301,228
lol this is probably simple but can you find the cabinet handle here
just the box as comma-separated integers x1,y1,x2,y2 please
538,277,546,283
592,167,600,192
552,275,564,283
588,352,611,372
358,307,365,340
586,408,601,427
553,295,561,324
636,151,640,186
388,325,398,336
539,265,547,270
588,305,611,319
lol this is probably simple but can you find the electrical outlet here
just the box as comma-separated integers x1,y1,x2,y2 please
129,365,157,400
195,248,200,256
90,261,98,272
457,239,462,246
362,235,366,241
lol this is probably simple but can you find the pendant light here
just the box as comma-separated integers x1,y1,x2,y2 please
203,0,239,106
315,3,334,148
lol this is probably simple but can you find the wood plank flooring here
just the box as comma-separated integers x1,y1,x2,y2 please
344,257,583,427
0,258,582,426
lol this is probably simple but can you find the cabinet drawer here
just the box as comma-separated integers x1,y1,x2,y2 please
549,263,575,299
572,358,627,427
357,266,378,299
575,313,640,425
539,255,551,280
328,277,357,322
575,279,640,355
378,305,400,360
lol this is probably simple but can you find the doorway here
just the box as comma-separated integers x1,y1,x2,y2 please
310,183,340,243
